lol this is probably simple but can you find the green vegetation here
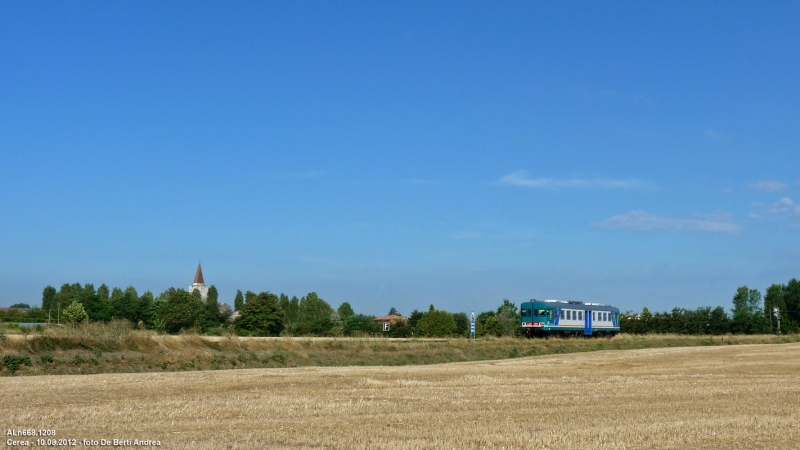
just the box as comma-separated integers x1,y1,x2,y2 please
1,326,797,376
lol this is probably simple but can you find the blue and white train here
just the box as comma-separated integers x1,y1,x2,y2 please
520,299,620,337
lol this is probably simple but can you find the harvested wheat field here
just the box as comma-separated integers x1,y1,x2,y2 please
3,343,799,449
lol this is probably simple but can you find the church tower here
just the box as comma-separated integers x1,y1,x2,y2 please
189,263,209,301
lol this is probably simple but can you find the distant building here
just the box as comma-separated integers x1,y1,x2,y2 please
373,314,408,331
188,263,209,301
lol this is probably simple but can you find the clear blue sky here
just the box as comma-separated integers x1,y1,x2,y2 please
2,2,799,315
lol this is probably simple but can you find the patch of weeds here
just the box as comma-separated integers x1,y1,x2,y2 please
237,353,247,363
160,362,168,370
40,354,55,364
230,358,237,367
73,354,86,364
3,355,32,373
271,352,287,365
91,358,100,366
249,351,258,361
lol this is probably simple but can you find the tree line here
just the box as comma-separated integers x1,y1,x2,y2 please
4,277,797,337
621,278,800,335
0,282,523,338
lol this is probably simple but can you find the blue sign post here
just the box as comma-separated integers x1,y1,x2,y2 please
470,311,475,339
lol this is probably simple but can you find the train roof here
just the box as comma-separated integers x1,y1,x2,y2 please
523,299,619,312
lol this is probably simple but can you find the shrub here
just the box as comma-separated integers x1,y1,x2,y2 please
154,289,204,333
3,355,32,373
483,315,505,337
234,292,284,336
415,309,457,337
62,301,89,325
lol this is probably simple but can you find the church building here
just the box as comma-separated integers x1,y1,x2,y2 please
189,263,209,301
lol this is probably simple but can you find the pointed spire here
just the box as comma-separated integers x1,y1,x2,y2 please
193,263,205,285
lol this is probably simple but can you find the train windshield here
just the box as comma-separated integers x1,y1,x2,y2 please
536,309,548,316
520,308,530,317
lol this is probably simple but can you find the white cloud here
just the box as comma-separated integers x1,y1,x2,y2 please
498,171,648,190
751,197,800,218
596,210,740,233
747,180,787,192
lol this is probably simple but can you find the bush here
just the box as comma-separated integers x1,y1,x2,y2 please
154,289,204,333
415,309,457,337
3,355,32,373
483,315,505,337
234,292,284,336
62,301,89,325
344,314,380,336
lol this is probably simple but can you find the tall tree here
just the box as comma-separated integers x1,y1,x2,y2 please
296,292,334,335
234,290,244,311
198,286,222,332
388,307,399,316
337,302,355,320
41,285,57,312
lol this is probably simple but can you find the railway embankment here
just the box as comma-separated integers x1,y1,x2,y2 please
2,323,798,376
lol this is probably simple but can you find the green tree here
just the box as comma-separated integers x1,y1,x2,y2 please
41,286,57,312
10,303,31,309
154,289,204,333
234,290,244,311
407,310,424,329
138,291,155,327
245,291,257,304
640,307,653,333
496,299,520,336
234,292,284,336
731,286,763,334
62,301,89,325
296,292,334,335
764,284,786,333
784,278,800,332
343,314,380,335
337,302,355,320
388,307,399,316
483,315,505,337
708,306,730,335
453,312,469,336
197,286,222,332
415,308,457,337
283,296,300,333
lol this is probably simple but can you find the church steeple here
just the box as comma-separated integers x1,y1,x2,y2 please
194,263,205,285
189,263,209,301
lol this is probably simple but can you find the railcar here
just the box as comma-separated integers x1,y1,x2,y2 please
520,299,620,337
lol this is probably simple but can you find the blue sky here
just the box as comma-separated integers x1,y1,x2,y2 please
1,2,799,315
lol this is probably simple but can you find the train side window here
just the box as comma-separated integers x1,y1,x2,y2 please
593,312,596,321
603,312,607,321
579,311,583,320
559,310,564,320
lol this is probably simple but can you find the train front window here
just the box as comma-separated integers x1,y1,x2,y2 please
521,308,530,317
537,309,548,316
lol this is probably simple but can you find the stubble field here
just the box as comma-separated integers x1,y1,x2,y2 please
3,343,799,449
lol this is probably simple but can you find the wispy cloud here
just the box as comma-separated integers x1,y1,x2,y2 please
498,171,649,190
747,180,787,192
751,197,800,219
596,210,740,233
